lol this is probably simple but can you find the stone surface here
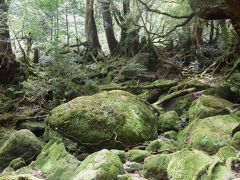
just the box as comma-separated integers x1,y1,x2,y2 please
0,129,42,171
47,90,158,149
178,115,240,154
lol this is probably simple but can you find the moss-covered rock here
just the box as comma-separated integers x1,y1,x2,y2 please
125,162,143,173
0,93,13,114
143,154,172,179
146,139,176,153
167,149,213,180
111,150,126,163
163,130,178,140
188,95,233,120
32,141,81,179
47,90,158,149
163,93,193,114
74,149,125,180
158,111,181,132
8,158,26,170
216,146,237,162
232,131,240,150
178,115,240,155
0,129,42,171
126,150,151,163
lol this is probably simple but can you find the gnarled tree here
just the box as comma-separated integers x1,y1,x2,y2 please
0,0,19,84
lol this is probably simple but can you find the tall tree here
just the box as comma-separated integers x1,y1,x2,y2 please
100,0,119,55
0,0,19,84
85,0,101,57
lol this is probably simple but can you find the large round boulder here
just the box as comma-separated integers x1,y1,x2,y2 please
47,90,158,149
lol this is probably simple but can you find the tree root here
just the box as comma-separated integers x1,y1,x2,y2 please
100,79,178,91
153,87,196,106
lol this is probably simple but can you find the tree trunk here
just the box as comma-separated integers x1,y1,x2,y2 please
101,0,119,55
85,0,101,57
0,0,19,84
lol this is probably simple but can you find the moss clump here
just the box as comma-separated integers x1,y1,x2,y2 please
188,95,233,120
8,158,26,170
75,149,125,180
0,93,13,114
47,90,158,149
158,111,181,132
0,129,42,171
125,162,143,173
32,141,81,179
167,149,213,180
110,150,126,163
146,139,176,153
163,130,178,140
217,146,237,162
178,115,240,155
143,153,173,179
126,149,151,162
232,131,240,150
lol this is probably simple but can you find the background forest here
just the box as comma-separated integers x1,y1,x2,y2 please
0,0,240,179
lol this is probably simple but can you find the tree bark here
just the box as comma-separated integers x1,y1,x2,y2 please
0,0,19,84
85,0,101,57
101,0,119,55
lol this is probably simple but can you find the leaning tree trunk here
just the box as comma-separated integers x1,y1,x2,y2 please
0,0,19,84
101,0,119,55
85,0,101,57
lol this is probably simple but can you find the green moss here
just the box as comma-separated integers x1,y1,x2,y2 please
125,162,143,173
0,130,42,171
158,111,181,132
188,95,233,120
163,93,193,114
32,141,80,178
146,139,176,153
232,131,240,150
164,130,178,140
110,150,126,163
143,153,173,179
47,90,158,149
167,149,213,180
8,158,26,170
178,115,240,155
75,149,125,180
216,146,237,162
0,93,13,114
126,149,151,162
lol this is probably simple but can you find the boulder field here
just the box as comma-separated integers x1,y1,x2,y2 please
1,89,240,179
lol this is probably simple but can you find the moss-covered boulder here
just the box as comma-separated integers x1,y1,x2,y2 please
167,149,235,180
0,93,13,114
188,95,233,120
217,146,237,162
74,149,125,180
158,111,181,132
0,129,42,171
32,141,81,179
47,90,158,149
146,139,176,154
143,154,172,179
163,130,178,140
126,150,151,163
178,115,240,154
